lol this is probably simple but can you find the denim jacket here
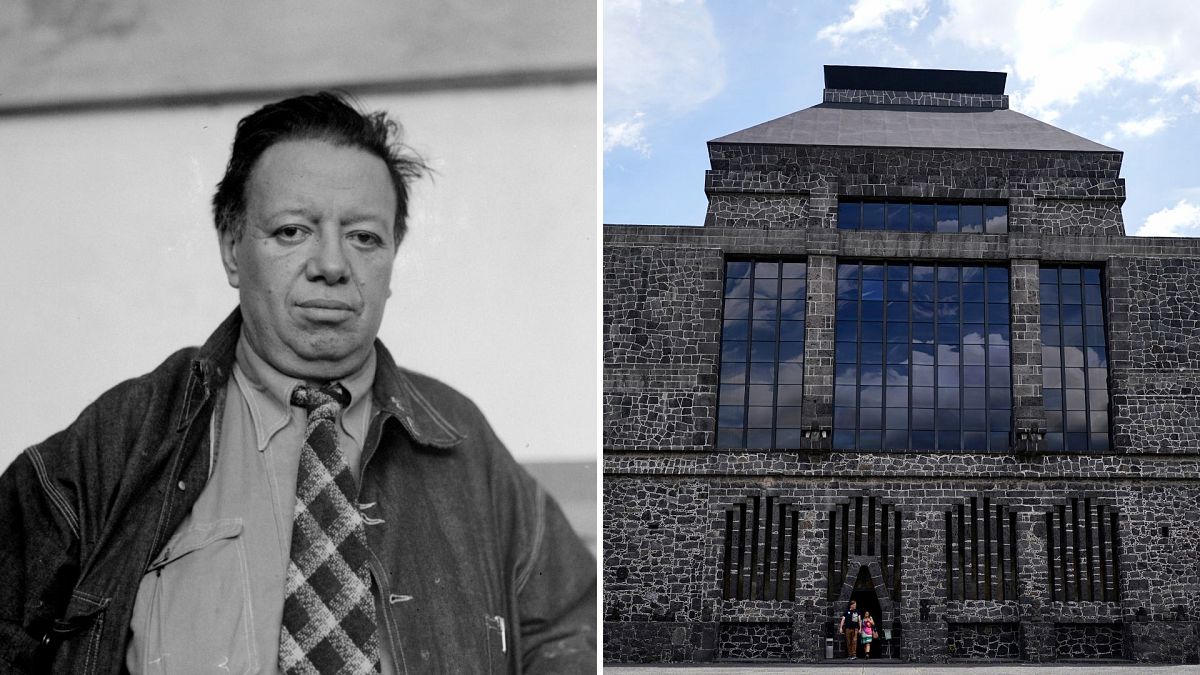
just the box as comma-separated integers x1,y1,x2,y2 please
0,309,596,674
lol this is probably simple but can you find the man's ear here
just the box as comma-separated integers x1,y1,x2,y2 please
219,228,240,289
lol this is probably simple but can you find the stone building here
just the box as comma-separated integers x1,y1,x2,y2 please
603,65,1200,664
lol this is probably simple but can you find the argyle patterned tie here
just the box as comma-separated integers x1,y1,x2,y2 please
279,383,380,674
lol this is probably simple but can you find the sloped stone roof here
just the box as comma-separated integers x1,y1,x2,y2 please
711,102,1117,153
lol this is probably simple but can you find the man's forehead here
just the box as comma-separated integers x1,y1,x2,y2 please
245,140,396,216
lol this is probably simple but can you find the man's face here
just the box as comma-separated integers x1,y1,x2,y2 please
219,139,398,381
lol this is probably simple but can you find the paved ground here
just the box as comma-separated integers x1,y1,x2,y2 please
605,663,1200,674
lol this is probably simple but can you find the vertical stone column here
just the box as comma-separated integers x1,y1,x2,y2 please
802,255,837,449
1016,508,1052,662
1103,257,1133,449
1010,260,1045,438
903,508,949,662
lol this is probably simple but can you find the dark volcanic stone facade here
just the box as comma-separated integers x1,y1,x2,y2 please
604,74,1200,665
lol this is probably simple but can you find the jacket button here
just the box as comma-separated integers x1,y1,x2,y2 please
177,481,186,491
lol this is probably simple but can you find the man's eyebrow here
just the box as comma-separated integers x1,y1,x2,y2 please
264,207,390,225
340,212,391,225
268,207,321,220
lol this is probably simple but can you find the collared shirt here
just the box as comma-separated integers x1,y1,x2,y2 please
125,333,384,674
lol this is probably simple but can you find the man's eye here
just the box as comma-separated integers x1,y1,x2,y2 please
350,232,384,247
274,226,308,242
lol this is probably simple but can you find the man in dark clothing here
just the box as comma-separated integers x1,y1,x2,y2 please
838,599,861,659
0,92,595,674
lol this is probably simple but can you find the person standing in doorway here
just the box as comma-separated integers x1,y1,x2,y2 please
838,599,861,659
861,610,876,659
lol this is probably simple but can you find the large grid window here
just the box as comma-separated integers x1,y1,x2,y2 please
1040,267,1110,452
717,261,806,449
834,262,1012,452
838,200,1008,234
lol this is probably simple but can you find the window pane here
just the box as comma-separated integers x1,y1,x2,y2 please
717,429,743,448
724,298,750,320
862,203,885,230
720,362,746,384
777,407,802,428
747,407,773,427
780,280,805,299
911,204,935,231
936,205,959,232
912,387,935,408
777,429,802,449
960,205,983,233
985,205,1008,233
839,202,861,229
754,262,779,278
779,321,805,341
778,362,804,384
718,406,745,427
746,429,772,448
886,203,910,230
754,277,779,299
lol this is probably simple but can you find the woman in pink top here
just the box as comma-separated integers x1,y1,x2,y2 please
860,611,876,659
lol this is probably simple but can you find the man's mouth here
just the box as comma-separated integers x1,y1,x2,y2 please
297,299,356,311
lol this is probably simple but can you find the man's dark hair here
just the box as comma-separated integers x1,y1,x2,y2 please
212,91,425,245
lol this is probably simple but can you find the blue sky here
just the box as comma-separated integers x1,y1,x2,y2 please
604,0,1200,236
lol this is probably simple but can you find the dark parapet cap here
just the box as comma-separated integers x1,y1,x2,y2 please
824,65,1006,95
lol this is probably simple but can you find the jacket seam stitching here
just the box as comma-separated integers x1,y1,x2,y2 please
514,485,546,594
25,444,80,538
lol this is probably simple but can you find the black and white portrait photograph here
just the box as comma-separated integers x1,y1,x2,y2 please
0,2,597,672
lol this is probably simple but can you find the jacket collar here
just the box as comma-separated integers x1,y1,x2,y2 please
182,307,465,449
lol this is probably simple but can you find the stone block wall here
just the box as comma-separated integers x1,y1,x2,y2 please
1111,257,1200,453
946,622,1021,660
705,194,811,229
604,244,722,450
1035,200,1125,236
703,144,1126,237
601,473,1200,663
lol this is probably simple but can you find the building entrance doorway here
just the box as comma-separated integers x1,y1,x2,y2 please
850,567,884,658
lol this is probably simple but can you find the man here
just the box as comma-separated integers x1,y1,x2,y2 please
0,93,595,673
838,599,861,660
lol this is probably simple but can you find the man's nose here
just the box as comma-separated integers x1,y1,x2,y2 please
305,231,349,284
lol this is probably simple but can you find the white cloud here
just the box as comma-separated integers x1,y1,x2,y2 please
936,0,1200,121
603,0,724,154
604,112,649,154
1132,199,1200,236
817,0,929,47
1115,112,1172,138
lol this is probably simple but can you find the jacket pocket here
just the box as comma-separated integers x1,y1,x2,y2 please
49,590,110,675
128,518,259,674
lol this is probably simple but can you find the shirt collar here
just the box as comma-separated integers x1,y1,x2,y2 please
232,329,377,452
189,308,465,450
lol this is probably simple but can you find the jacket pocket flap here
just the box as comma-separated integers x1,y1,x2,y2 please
148,518,243,571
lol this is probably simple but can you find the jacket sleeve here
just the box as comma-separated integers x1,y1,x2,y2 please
490,444,596,673
514,482,596,673
0,428,87,673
